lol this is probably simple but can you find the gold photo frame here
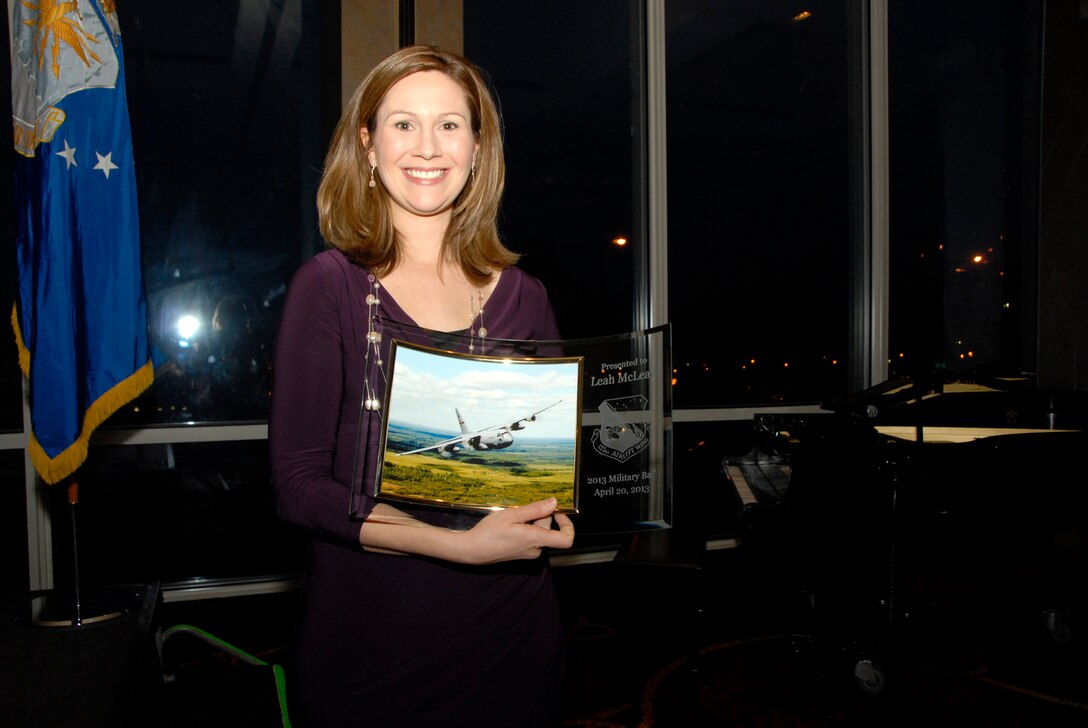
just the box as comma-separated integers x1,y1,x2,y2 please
375,339,583,512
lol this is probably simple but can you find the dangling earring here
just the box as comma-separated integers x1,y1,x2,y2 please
368,164,377,188
470,162,476,181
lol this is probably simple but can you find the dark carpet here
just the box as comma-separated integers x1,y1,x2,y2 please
144,543,1088,727
553,548,1088,728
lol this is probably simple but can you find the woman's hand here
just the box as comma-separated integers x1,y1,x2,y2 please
454,497,575,565
360,498,575,565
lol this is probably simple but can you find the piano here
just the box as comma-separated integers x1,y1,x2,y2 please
726,371,1088,690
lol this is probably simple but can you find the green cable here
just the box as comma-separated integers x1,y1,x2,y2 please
273,664,292,728
162,624,268,666
161,623,292,727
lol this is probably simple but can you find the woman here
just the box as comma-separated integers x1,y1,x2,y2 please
269,46,575,727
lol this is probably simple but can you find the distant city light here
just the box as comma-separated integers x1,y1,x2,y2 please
792,10,812,21
972,254,984,263
612,237,628,247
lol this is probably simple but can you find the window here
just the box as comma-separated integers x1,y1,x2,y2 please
111,0,330,425
462,0,640,340
49,442,301,585
9,1,1046,591
887,0,1039,377
2,1,333,591
0,451,28,591
664,1,853,406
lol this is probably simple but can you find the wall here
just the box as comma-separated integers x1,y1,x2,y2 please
1038,0,1088,389
341,0,463,106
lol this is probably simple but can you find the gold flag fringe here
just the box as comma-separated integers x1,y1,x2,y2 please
12,304,155,485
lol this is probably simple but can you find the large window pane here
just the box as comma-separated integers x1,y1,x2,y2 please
888,0,1038,377
463,1,639,340
666,2,852,407
49,441,302,586
0,451,28,593
107,0,329,425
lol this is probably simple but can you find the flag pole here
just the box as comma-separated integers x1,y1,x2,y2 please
14,475,132,628
11,0,152,630
67,480,82,627
20,476,133,628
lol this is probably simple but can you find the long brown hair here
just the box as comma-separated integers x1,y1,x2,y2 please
317,45,517,284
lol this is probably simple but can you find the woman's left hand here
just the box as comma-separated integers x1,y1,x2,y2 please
453,497,575,565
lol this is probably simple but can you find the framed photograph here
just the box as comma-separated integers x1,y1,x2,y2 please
376,339,583,512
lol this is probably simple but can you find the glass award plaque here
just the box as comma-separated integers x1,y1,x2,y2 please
564,324,673,534
350,320,672,534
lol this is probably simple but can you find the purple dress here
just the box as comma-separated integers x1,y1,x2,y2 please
269,249,564,727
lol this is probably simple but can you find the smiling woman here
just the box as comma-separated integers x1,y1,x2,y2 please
362,71,478,227
271,45,575,727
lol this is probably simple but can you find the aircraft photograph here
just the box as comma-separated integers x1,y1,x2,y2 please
395,401,563,458
376,341,582,511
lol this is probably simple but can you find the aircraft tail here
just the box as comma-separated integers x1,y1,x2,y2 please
456,408,470,435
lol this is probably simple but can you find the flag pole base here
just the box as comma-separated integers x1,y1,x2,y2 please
12,587,139,628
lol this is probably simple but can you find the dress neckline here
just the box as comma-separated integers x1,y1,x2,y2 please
373,267,507,334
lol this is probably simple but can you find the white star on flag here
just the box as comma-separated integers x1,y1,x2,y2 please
56,139,78,169
94,151,118,179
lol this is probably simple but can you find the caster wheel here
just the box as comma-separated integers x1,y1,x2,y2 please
854,659,886,694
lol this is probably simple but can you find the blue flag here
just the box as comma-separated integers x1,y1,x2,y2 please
11,1,152,484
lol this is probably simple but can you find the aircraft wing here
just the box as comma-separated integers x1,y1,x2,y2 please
395,434,466,456
496,400,563,432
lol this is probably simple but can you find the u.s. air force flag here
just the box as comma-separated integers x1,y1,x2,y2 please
10,1,152,484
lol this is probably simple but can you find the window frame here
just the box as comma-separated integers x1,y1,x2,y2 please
13,0,889,596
